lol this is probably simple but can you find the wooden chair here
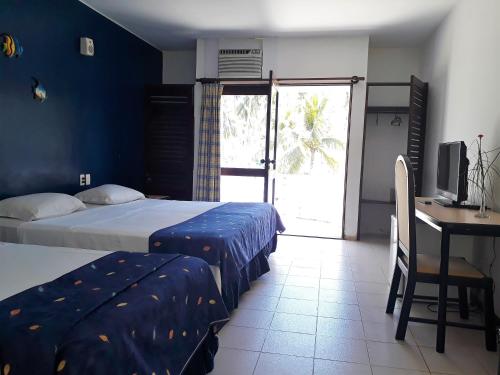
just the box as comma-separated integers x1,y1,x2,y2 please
386,155,497,352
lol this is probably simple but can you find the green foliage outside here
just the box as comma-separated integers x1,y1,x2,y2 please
278,93,345,174
220,89,348,175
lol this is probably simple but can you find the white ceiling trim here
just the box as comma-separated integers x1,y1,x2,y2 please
79,0,161,50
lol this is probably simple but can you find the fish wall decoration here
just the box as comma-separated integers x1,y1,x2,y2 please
32,78,47,102
1,33,23,58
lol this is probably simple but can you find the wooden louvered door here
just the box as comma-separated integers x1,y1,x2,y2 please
144,85,194,200
406,75,428,196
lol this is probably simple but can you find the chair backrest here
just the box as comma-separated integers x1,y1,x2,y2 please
395,155,417,274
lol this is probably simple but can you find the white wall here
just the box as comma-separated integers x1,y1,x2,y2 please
261,37,369,78
421,0,500,202
368,48,421,82
162,50,196,84
195,36,369,239
360,48,422,236
420,0,500,309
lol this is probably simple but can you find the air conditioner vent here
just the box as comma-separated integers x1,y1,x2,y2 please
218,49,263,79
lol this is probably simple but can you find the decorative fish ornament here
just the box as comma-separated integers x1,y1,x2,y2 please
32,78,47,102
1,33,23,58
1,34,15,57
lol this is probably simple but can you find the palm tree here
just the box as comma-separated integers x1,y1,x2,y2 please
220,95,267,166
279,94,344,174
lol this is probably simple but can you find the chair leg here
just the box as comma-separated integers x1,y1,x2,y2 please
386,264,402,314
458,286,469,320
395,277,415,341
484,284,497,352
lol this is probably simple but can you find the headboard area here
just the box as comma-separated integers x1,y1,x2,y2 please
0,0,162,199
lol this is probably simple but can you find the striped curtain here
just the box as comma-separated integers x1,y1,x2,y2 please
194,83,224,201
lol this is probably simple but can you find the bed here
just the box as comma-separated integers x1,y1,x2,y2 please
0,199,285,311
0,242,229,375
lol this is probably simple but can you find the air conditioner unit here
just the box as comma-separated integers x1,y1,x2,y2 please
218,49,263,79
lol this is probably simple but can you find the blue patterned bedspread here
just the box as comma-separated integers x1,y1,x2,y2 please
149,203,285,295
0,252,228,375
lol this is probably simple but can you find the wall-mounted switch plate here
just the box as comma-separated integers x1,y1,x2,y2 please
80,37,94,56
79,174,86,186
85,174,91,186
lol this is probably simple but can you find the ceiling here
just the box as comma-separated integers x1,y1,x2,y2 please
80,0,458,50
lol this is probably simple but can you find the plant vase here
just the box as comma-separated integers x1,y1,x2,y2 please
473,134,492,219
475,188,489,219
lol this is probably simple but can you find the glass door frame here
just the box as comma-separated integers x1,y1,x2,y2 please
271,81,355,240
219,74,359,239
220,81,275,202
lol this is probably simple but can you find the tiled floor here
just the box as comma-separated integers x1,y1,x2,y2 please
212,236,498,375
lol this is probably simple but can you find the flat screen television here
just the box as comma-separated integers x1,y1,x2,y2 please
436,141,469,205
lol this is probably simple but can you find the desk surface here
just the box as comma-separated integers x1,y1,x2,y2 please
415,197,500,233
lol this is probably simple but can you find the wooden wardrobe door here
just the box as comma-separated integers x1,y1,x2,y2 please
406,75,428,196
144,85,194,200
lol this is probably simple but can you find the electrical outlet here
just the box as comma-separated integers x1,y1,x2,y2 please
79,174,86,186
85,174,91,186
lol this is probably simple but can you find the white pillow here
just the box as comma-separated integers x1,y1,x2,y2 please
0,193,86,221
75,184,145,205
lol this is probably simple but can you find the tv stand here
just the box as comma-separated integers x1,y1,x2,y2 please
433,197,480,210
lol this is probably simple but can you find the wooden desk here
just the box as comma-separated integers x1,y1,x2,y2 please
416,197,500,234
415,197,500,352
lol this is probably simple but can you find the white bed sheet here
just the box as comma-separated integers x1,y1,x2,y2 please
10,199,224,251
0,242,110,301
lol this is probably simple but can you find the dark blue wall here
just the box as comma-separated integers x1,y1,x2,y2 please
0,0,162,198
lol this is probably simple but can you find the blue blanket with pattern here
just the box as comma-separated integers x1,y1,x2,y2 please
149,203,285,304
0,252,228,375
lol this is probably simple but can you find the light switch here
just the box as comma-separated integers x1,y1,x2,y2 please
85,174,91,186
80,174,86,186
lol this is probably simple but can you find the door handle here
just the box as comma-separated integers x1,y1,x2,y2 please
260,159,276,165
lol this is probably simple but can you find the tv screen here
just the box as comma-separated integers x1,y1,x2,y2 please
436,141,468,203
437,143,461,195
